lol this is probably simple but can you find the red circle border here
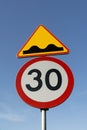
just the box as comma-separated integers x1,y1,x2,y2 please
16,57,74,109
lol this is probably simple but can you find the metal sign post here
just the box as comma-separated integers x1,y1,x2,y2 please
41,109,48,130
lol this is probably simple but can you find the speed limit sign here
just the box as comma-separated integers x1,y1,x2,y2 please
16,57,74,109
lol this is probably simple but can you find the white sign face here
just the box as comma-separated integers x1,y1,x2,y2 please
16,57,74,109
21,60,68,102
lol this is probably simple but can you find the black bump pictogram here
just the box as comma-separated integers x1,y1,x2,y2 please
23,44,64,54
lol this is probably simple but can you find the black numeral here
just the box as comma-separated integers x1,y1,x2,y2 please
26,69,62,91
45,69,62,90
26,69,42,91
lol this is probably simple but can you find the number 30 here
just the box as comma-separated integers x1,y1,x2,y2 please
26,69,62,91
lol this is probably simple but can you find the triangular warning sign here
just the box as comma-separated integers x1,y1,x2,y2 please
17,25,69,58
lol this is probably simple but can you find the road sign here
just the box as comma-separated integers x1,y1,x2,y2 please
16,57,74,109
17,25,69,58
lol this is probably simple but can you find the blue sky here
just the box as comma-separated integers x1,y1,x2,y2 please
0,0,87,130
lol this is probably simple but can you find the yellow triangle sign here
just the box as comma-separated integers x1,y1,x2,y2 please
17,25,69,58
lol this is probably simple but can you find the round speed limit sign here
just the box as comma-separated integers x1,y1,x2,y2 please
16,57,74,109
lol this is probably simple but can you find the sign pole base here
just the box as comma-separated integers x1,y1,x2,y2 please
41,109,48,130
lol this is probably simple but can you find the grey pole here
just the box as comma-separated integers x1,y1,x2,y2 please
41,109,48,130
